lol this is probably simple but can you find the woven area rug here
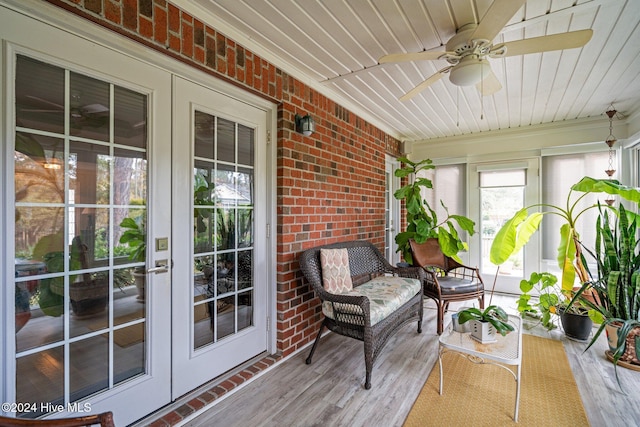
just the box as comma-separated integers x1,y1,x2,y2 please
404,334,589,426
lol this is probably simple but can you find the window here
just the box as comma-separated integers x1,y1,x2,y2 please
421,164,466,229
541,151,611,275
479,169,526,276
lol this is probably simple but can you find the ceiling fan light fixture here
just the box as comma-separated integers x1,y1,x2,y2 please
449,57,491,86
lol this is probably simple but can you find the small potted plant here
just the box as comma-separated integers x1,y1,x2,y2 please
458,305,515,343
119,216,146,301
516,271,559,329
517,271,592,340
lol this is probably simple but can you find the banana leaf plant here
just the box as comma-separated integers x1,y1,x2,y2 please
490,177,640,296
394,157,475,264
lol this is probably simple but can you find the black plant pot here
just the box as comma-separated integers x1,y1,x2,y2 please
559,308,593,342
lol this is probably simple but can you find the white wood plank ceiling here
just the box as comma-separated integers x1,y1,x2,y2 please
185,0,640,143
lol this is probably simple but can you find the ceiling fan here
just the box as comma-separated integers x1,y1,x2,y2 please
20,94,110,126
19,94,147,137
379,0,593,101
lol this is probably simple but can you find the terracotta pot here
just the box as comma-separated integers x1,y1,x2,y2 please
15,310,31,332
605,322,640,365
572,285,601,307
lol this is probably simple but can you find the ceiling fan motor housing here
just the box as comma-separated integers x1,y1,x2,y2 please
445,24,492,86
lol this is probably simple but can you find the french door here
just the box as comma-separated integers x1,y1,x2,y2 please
171,76,268,397
2,7,172,425
468,159,540,294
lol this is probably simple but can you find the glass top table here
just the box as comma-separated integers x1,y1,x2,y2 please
438,313,523,421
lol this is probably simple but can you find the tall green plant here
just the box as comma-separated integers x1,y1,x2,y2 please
571,204,640,388
490,177,640,295
394,157,475,264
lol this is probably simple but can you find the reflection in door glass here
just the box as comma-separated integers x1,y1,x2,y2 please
193,111,255,350
13,55,148,417
480,170,525,278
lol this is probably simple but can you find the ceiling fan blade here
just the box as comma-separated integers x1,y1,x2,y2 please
400,67,451,101
471,0,526,42
500,29,593,57
19,109,64,113
379,51,445,64
25,95,64,111
476,68,502,96
81,104,110,115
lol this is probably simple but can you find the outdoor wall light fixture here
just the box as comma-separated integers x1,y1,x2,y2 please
295,114,315,136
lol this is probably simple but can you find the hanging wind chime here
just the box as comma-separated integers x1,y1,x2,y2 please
604,106,618,206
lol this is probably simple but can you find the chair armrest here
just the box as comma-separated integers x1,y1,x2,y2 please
420,267,442,293
324,293,371,327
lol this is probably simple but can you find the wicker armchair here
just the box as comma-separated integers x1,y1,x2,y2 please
300,240,424,389
409,238,485,335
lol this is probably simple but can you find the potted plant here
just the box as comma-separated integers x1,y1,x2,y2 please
491,177,640,312
119,216,147,301
573,203,640,388
517,271,593,340
393,157,476,264
516,271,560,330
458,305,515,343
15,284,31,332
31,233,110,317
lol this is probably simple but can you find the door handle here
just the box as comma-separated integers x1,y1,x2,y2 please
147,259,169,274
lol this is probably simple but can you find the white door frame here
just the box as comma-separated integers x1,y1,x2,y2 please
385,155,401,266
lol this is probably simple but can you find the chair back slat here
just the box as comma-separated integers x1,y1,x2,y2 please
409,238,446,269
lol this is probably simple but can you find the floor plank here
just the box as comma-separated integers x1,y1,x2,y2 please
182,295,640,427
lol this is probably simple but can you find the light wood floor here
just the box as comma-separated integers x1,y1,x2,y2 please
181,294,639,427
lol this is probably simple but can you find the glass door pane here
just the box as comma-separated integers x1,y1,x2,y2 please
13,55,148,417
480,169,526,277
193,112,255,350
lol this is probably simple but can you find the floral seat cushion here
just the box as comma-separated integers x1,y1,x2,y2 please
322,276,421,326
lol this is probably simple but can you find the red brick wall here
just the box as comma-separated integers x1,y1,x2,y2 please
44,0,402,357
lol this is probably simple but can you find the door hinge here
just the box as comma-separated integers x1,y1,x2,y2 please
267,130,271,144
267,316,270,331
266,223,270,238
